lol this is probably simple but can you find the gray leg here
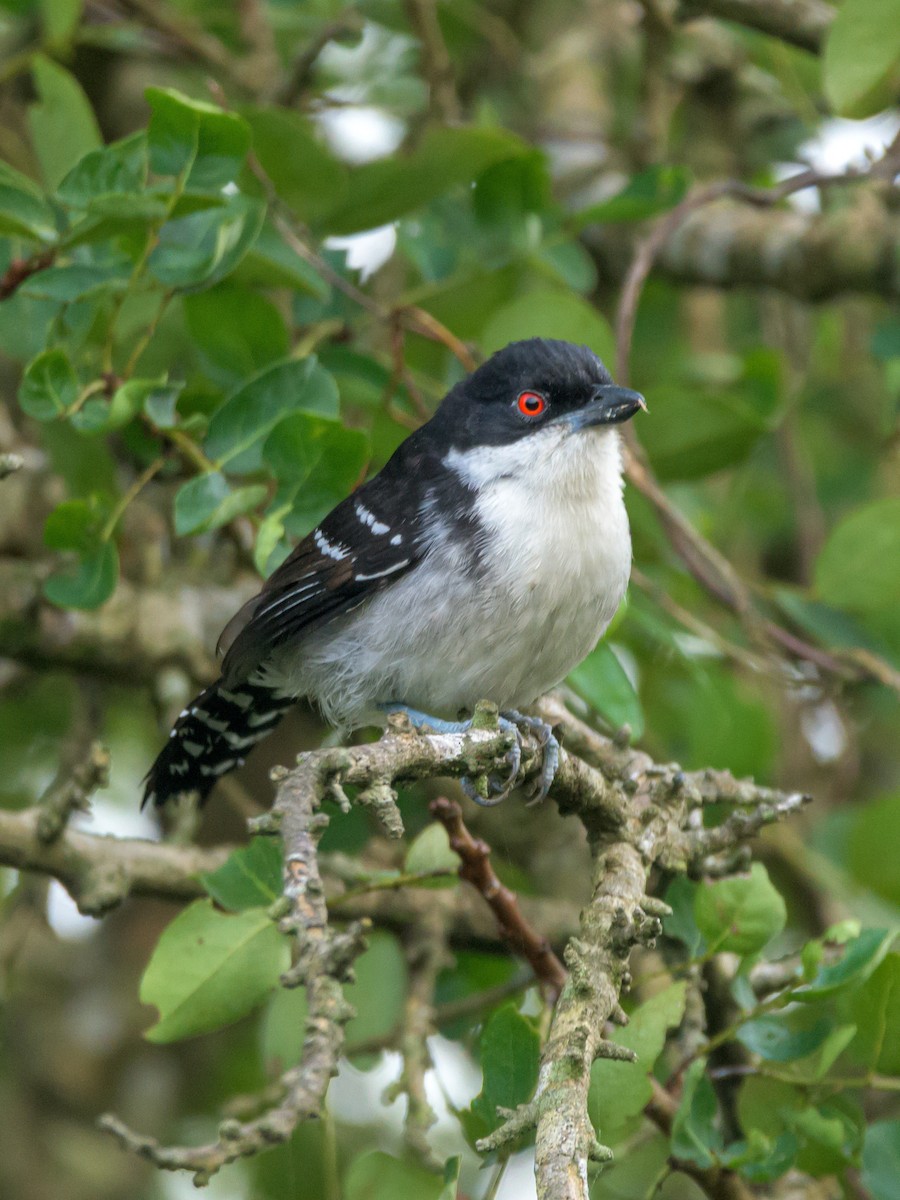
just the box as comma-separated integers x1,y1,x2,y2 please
380,704,523,808
501,710,561,804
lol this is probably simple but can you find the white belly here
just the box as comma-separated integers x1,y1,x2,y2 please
267,427,631,729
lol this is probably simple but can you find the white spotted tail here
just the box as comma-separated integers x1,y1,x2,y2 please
142,679,293,807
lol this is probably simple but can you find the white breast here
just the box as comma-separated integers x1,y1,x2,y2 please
266,426,632,729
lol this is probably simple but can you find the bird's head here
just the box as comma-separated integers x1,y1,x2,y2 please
432,338,645,454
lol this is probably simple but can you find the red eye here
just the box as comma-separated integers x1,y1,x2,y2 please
517,391,546,418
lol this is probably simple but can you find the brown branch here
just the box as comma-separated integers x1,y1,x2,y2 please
386,910,450,1169
0,249,55,300
430,795,567,1001
0,805,230,914
36,741,110,843
604,142,900,694
403,0,462,123
271,14,365,106
101,764,368,1184
678,0,834,53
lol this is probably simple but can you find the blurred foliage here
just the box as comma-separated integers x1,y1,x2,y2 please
0,0,899,1198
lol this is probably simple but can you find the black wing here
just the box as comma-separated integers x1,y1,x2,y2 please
218,444,434,685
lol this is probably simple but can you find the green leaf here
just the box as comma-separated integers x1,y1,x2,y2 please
202,838,283,911
849,793,900,904
39,0,83,49
694,864,786,956
206,358,339,472
738,1014,833,1062
140,899,289,1042
863,1120,900,1200
663,876,704,956
589,981,687,1144
345,1151,454,1200
404,823,460,887
567,641,644,738
0,162,56,241
173,472,267,534
575,165,691,226
322,125,529,235
146,87,251,187
147,194,265,292
44,498,101,554
464,1004,540,1139
260,981,308,1072
815,497,900,614
143,383,182,429
795,928,896,1001
850,954,900,1073
641,351,781,481
43,539,118,610
671,1061,723,1168
27,55,102,189
18,348,78,420
242,106,346,224
481,286,616,366
69,376,164,434
344,932,406,1050
262,411,367,482
721,1129,799,1183
236,221,330,297
56,133,147,207
823,0,900,117
183,284,289,382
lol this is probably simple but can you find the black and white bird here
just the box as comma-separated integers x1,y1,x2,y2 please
143,338,645,809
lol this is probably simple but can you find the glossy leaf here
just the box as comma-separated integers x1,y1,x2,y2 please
140,899,289,1042
823,0,900,117
795,928,896,1001
43,539,118,610
202,838,283,912
694,864,786,956
464,1004,540,1139
738,1014,833,1063
146,87,250,187
173,472,267,534
850,954,900,1073
671,1061,723,1168
147,194,265,292
567,642,644,738
18,348,78,420
205,358,339,472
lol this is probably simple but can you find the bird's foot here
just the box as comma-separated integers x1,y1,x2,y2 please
379,704,557,807
501,709,560,804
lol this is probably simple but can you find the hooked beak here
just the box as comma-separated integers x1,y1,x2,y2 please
567,384,647,431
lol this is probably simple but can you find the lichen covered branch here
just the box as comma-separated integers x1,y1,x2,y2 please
101,767,368,1184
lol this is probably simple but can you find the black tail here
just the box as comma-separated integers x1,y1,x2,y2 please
142,679,294,808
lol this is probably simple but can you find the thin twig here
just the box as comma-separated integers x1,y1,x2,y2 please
430,796,567,1001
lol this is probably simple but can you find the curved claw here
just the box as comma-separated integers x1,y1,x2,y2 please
460,774,513,808
502,710,561,805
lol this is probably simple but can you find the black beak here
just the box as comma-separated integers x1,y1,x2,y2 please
570,384,647,430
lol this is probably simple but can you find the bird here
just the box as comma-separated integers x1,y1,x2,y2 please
143,337,645,810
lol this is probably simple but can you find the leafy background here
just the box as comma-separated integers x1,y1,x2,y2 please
0,0,899,1198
